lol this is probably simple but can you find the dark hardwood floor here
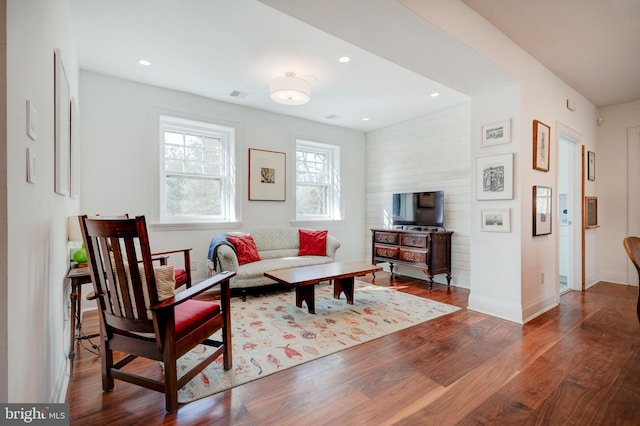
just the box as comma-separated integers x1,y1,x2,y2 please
66,273,640,425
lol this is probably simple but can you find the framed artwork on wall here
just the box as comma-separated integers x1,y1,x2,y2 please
54,48,71,196
533,185,552,236
480,208,511,232
588,151,596,181
533,120,550,172
585,196,598,229
476,153,514,200
248,148,286,201
481,119,511,147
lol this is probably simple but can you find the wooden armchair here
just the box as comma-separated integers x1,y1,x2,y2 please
79,215,234,412
622,236,640,323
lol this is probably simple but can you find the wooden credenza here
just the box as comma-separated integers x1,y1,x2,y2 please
371,228,453,289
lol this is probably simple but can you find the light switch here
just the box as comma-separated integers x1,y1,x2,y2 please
26,100,37,141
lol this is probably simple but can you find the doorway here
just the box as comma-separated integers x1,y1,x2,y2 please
558,124,583,295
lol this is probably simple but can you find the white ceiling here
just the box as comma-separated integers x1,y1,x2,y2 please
69,0,638,133
462,0,640,107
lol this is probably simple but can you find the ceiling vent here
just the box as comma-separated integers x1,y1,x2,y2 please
229,90,248,99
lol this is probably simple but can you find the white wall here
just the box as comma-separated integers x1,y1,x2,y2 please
79,71,366,280
401,0,599,323
597,100,640,284
5,0,79,402
365,103,471,287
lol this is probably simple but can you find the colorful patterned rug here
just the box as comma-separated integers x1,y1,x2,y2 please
177,281,460,403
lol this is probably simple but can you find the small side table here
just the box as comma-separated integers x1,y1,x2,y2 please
67,266,99,375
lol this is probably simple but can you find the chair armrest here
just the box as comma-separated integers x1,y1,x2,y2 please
151,271,236,311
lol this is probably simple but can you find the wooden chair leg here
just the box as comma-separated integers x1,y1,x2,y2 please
100,340,114,391
164,347,178,413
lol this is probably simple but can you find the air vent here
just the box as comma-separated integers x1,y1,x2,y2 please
229,90,248,99
325,114,342,120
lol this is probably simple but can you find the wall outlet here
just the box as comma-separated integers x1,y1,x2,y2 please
191,260,198,271
540,271,545,285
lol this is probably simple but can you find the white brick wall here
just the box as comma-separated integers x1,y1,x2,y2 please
365,103,471,287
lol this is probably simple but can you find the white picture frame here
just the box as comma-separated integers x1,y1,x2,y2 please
476,153,514,200
480,208,510,232
481,119,511,147
54,48,70,196
70,97,80,199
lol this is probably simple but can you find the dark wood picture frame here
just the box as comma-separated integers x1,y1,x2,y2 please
248,148,286,201
585,196,598,229
533,120,551,172
533,185,552,236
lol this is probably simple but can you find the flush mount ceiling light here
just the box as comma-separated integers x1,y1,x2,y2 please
270,72,310,105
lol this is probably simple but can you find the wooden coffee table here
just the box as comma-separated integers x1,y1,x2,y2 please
264,261,383,314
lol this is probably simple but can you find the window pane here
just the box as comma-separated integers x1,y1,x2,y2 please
165,176,221,216
185,134,203,147
165,159,183,173
164,144,184,160
165,132,183,146
296,185,327,215
185,146,202,162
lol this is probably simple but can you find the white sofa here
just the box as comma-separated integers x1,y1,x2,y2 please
207,228,340,290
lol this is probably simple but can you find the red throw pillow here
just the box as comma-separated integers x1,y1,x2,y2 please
227,234,261,265
298,229,328,256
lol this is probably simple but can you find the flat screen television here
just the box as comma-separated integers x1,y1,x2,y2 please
392,191,444,228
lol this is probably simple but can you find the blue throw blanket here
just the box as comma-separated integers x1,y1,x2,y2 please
208,233,235,271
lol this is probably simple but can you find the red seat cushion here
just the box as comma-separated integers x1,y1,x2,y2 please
298,229,328,256
174,268,186,280
175,300,221,338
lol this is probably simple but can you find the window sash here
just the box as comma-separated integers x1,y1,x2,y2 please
159,115,235,223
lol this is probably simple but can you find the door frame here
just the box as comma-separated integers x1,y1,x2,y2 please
557,123,584,293
627,126,640,286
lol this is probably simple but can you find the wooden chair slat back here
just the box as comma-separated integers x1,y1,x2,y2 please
81,215,159,329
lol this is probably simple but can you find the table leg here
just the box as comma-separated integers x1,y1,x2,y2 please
334,277,355,304
295,285,316,314
68,288,78,371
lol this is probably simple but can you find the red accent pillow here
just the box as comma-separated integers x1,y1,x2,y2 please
298,229,328,256
227,234,261,265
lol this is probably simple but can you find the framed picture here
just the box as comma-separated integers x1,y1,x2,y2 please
70,97,80,199
585,196,598,229
476,153,514,200
481,119,511,147
588,151,596,181
533,120,550,172
533,185,552,236
480,208,511,232
54,48,71,196
248,148,286,201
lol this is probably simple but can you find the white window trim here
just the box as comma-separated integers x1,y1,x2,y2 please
153,112,241,228
295,139,341,222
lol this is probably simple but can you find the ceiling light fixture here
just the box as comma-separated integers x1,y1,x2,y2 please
270,72,310,105
338,56,351,63
430,92,440,97
137,59,151,66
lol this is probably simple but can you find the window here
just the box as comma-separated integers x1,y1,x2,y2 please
296,139,341,220
159,115,236,223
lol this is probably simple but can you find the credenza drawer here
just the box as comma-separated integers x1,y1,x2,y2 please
399,248,427,264
374,246,399,260
374,232,398,245
400,234,428,248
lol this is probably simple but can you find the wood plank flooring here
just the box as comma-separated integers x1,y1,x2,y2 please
65,273,640,425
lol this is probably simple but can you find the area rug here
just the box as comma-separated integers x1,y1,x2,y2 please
177,281,460,403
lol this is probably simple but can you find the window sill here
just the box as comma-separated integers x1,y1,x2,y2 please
290,219,344,227
150,221,242,232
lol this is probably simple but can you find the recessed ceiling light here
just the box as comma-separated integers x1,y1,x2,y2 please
338,56,351,63
362,117,370,121
138,59,151,66
430,92,440,97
